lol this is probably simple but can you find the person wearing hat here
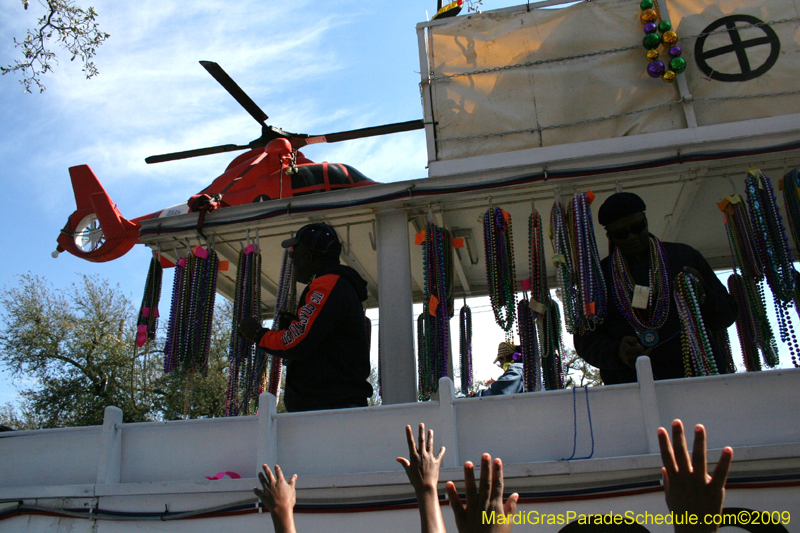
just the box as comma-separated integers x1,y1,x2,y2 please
473,342,525,396
238,223,373,412
574,192,737,385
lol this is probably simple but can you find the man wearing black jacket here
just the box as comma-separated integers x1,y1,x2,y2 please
238,223,373,412
574,192,737,384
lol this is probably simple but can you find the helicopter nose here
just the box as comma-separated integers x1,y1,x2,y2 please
266,138,292,155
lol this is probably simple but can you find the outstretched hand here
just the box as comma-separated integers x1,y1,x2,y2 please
657,420,733,533
446,454,520,533
398,423,446,533
397,423,446,493
254,464,298,533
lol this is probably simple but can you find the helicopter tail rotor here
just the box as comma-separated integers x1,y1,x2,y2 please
56,165,140,262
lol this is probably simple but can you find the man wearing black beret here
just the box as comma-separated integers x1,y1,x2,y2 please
574,192,737,384
238,223,373,412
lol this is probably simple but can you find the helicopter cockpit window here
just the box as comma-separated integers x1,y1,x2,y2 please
291,165,325,190
327,164,352,186
342,165,372,183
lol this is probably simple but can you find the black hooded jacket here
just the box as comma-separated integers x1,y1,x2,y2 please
574,241,737,384
257,264,373,412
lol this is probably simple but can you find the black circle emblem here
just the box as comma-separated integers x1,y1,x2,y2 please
694,14,780,82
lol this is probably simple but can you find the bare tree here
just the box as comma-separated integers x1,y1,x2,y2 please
563,348,603,388
2,0,110,93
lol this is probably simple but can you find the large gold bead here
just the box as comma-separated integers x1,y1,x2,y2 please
662,70,676,83
647,50,660,61
640,8,658,24
661,30,678,45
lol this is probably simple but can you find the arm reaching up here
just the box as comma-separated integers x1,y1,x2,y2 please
445,453,519,533
397,423,447,533
254,464,298,533
657,420,734,533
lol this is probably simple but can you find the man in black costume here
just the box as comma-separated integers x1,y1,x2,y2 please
238,223,373,412
574,192,737,384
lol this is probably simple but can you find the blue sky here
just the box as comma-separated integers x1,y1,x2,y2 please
1,0,530,408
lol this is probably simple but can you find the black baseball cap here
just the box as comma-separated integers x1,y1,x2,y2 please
281,223,342,256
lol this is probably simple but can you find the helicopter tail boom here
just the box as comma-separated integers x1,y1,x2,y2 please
55,165,141,263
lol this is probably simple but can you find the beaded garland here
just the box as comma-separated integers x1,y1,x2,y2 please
568,193,607,330
746,169,795,302
675,272,719,377
224,245,267,416
639,0,684,83
136,256,163,348
528,209,549,321
745,169,800,367
458,303,473,395
268,248,296,397
550,201,580,334
164,247,219,375
550,194,606,335
163,256,187,373
720,196,780,370
782,168,800,253
483,207,517,335
541,298,566,390
517,299,540,392
610,235,670,347
418,223,453,400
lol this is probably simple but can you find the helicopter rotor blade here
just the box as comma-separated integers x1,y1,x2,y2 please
293,119,425,148
199,60,269,126
145,143,251,164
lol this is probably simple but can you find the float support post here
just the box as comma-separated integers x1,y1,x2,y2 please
376,209,417,404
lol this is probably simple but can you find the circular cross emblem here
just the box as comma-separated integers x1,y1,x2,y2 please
694,15,780,82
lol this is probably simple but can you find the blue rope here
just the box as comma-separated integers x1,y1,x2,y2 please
561,385,595,461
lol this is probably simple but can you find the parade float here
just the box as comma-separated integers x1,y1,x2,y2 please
2,0,800,530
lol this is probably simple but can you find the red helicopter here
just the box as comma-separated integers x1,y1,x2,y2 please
55,61,423,263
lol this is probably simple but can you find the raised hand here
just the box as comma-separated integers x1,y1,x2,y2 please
657,420,733,533
254,464,298,533
446,453,520,533
397,423,447,533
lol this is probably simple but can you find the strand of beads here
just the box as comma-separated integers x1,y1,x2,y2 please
567,192,607,331
639,0,684,83
419,223,453,400
528,209,549,321
136,256,163,348
459,303,473,395
517,299,539,392
164,255,187,373
185,247,219,374
610,235,671,345
483,207,517,335
728,274,765,371
550,201,580,334
782,168,800,252
745,169,800,366
225,249,246,415
720,196,779,369
675,272,718,377
267,248,294,398
417,312,432,400
541,298,565,390
746,169,795,302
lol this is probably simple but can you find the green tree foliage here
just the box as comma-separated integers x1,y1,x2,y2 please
151,299,232,420
2,0,110,93
0,274,232,429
